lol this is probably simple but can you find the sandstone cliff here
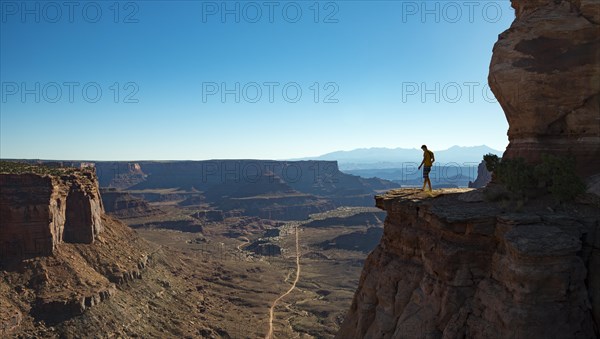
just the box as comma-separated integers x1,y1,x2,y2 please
337,189,599,338
0,164,153,336
489,0,600,177
1,168,103,259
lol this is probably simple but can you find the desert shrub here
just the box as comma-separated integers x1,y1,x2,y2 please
494,157,536,198
483,153,500,172
535,154,585,202
0,161,78,176
483,154,585,204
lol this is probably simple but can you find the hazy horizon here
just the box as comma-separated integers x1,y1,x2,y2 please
0,144,503,162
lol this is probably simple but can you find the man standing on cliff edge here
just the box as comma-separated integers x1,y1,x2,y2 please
418,145,435,191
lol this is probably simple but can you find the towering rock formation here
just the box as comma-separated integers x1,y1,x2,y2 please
0,168,103,259
489,0,600,177
0,164,159,336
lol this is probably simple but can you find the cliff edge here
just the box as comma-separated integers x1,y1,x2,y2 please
336,189,599,338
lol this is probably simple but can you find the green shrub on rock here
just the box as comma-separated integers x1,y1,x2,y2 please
494,157,536,199
482,154,585,204
483,153,500,173
534,154,585,202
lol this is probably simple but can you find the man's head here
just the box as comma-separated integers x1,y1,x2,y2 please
421,145,427,151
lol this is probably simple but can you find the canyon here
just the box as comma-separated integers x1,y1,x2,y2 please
0,161,389,337
2,0,599,337
25,160,396,222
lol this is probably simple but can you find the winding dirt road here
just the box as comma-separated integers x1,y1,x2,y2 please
237,236,250,251
265,225,300,339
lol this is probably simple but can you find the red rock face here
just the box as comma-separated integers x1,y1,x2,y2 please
489,0,600,177
63,182,103,244
0,171,104,260
336,190,599,338
0,174,59,258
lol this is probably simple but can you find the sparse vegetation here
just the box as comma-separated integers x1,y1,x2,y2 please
494,157,536,198
534,154,586,202
483,153,500,172
483,154,585,204
0,161,79,176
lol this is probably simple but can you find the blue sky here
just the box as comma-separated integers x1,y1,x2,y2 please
0,1,514,160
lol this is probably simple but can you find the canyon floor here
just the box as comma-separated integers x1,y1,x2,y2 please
2,190,385,338
127,201,383,338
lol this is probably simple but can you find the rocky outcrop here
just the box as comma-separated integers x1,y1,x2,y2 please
260,202,331,221
489,0,600,177
336,189,599,338
221,196,334,221
32,286,116,324
468,161,492,189
319,227,383,253
178,195,206,206
304,211,386,228
104,253,150,285
191,210,225,222
0,169,104,259
244,239,282,257
1,214,156,334
0,298,21,336
101,189,162,219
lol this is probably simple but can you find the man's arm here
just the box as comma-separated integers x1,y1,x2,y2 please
418,159,424,169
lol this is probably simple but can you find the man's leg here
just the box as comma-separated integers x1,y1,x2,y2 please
422,167,430,191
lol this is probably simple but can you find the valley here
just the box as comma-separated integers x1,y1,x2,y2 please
125,197,386,338
0,160,389,338
111,203,386,338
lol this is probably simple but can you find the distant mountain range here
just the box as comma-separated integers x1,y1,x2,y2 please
293,145,503,170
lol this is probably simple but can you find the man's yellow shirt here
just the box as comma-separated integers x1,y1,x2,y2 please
423,151,434,167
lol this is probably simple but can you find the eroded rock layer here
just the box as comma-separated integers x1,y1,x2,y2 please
100,189,162,219
0,170,103,260
337,189,599,338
